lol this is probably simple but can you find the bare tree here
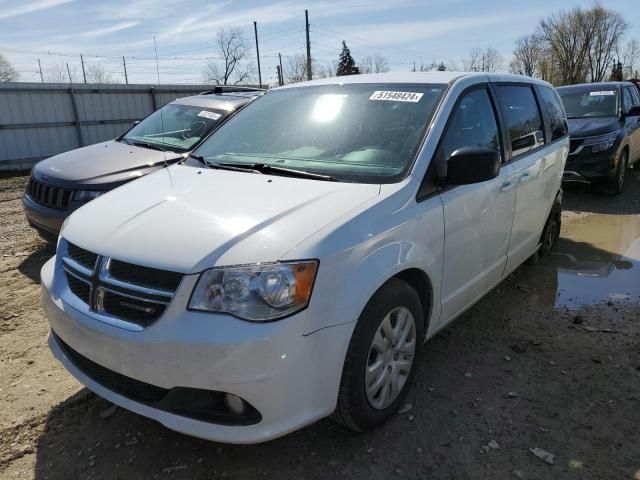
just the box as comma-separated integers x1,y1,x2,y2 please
360,54,390,74
85,64,114,84
283,53,308,83
586,3,628,82
462,47,504,72
202,28,253,85
42,62,78,83
619,38,639,79
510,34,542,77
538,6,596,85
0,53,18,82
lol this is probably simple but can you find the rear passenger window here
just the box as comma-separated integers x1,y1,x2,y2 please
538,86,568,141
496,85,545,158
438,88,501,162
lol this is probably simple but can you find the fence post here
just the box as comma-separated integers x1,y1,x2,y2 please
68,86,84,147
150,87,158,111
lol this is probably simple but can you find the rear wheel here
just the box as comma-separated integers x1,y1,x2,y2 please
539,207,560,256
333,278,424,432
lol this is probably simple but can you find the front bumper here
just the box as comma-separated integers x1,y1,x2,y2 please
22,193,73,241
41,256,353,443
563,143,620,183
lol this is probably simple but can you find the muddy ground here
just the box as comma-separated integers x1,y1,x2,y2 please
1,171,640,480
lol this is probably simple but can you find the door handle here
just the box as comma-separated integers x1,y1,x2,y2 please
518,171,531,183
499,180,514,192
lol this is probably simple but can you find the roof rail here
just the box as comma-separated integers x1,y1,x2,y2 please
199,86,266,95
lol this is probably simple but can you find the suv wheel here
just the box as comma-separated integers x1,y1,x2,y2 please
333,278,424,432
610,150,628,195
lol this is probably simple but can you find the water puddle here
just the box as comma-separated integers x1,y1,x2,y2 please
525,213,640,309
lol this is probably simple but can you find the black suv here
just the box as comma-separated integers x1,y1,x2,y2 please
558,81,640,194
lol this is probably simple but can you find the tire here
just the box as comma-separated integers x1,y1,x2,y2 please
610,150,628,196
539,203,561,256
333,278,424,432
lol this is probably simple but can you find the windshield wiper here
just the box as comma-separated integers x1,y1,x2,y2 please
219,163,337,182
189,155,263,174
128,140,169,152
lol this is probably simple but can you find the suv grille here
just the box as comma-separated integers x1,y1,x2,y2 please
26,177,73,210
61,241,183,329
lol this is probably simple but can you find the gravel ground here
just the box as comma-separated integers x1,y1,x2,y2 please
1,171,639,480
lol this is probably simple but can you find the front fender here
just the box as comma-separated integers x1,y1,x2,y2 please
299,186,444,339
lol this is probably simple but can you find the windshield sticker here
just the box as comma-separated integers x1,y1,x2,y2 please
369,91,424,102
589,91,616,96
198,111,222,120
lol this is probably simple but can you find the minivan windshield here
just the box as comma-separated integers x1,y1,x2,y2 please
122,104,227,153
558,86,619,118
193,83,446,183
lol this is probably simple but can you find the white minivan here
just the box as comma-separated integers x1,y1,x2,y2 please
41,72,568,444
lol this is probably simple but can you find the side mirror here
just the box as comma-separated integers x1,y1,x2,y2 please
446,146,500,186
132,120,141,127
626,105,640,117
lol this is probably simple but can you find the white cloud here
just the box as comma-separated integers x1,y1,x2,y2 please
80,21,140,39
0,0,74,20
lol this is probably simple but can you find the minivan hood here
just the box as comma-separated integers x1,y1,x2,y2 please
567,116,621,138
33,141,182,188
62,165,381,273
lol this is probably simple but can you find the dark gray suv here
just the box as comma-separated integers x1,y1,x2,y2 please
23,88,263,241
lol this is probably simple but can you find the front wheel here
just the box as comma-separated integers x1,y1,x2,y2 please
333,278,424,432
610,150,628,195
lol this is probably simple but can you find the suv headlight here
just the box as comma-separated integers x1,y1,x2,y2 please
189,261,318,321
74,190,105,202
583,132,617,153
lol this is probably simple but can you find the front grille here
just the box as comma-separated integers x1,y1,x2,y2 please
102,291,165,328
569,139,582,155
26,177,73,210
67,243,98,270
109,260,183,291
53,333,262,425
61,240,182,329
65,271,91,304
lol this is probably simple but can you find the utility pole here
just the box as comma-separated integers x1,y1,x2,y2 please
279,52,284,85
37,59,44,83
276,65,282,86
305,9,312,81
254,21,262,88
80,54,87,83
123,56,129,84
66,63,73,84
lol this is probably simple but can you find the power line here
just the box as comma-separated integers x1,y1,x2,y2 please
311,24,422,57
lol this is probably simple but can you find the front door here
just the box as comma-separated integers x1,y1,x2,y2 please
437,86,516,325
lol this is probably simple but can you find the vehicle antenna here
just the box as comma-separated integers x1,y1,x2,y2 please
153,36,168,169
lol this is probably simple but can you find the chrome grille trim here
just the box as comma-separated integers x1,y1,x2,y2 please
59,240,183,329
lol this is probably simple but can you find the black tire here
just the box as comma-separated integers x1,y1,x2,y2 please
609,150,628,196
332,278,424,432
539,203,561,256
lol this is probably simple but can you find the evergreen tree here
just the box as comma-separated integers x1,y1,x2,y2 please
336,41,360,76
608,61,623,81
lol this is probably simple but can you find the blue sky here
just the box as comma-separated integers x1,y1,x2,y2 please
0,0,637,85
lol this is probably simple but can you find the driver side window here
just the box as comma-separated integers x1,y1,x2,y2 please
438,88,501,164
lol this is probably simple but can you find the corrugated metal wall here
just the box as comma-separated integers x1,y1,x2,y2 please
0,82,212,171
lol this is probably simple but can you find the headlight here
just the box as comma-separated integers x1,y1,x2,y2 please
189,261,318,321
583,132,617,153
74,190,105,202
